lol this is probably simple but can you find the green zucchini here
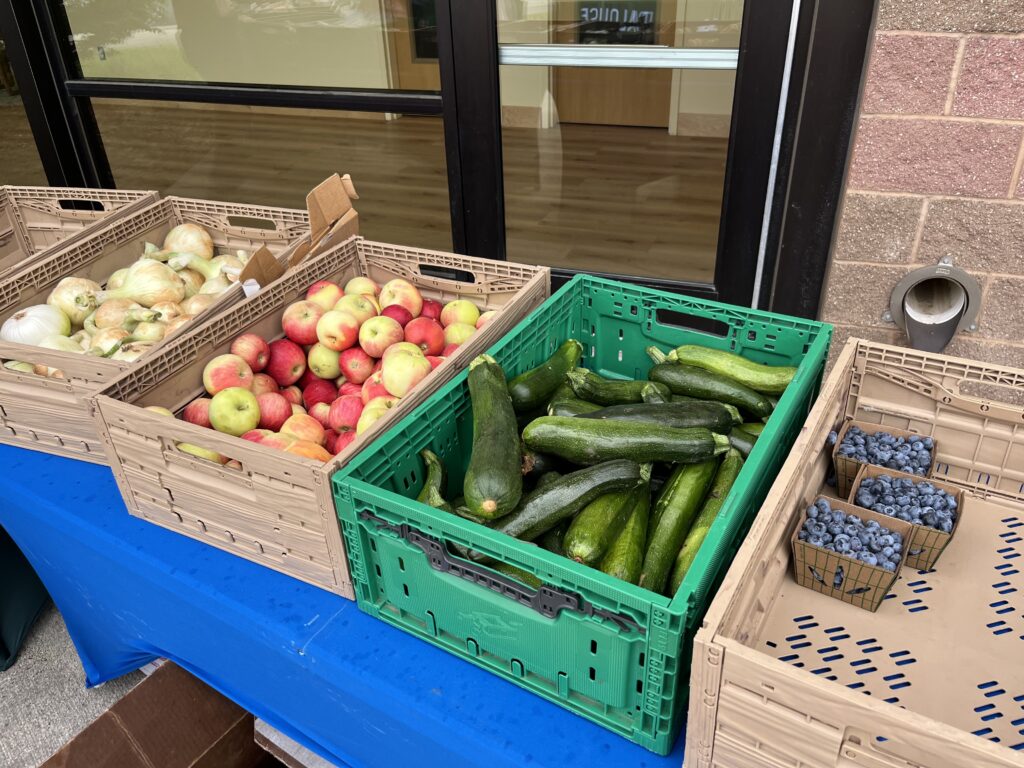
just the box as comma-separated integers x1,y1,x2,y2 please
492,562,543,589
599,484,650,584
727,427,758,459
453,506,495,526
416,449,452,512
521,446,559,480
522,416,729,466
667,449,743,595
667,345,796,395
537,518,569,555
742,421,765,436
464,355,523,519
508,339,583,413
535,470,562,490
563,464,651,565
578,401,738,433
640,459,719,593
489,459,643,543
566,368,671,406
649,363,773,419
548,398,603,417
646,346,668,365
641,382,670,404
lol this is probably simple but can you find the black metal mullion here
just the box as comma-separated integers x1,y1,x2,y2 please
64,79,443,115
436,0,505,260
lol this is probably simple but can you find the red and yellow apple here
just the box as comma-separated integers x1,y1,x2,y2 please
444,323,476,346
338,347,374,384
382,341,423,361
356,396,399,435
259,433,296,452
309,402,332,429
382,350,431,397
404,317,445,355
241,428,272,444
358,315,404,358
203,354,254,396
256,392,291,431
360,370,389,404
344,276,379,296
281,300,325,346
177,443,228,464
316,310,360,352
339,381,363,397
334,430,356,455
420,298,442,321
209,387,261,437
290,404,307,416
303,378,338,410
307,343,341,380
306,280,344,312
333,294,377,325
442,343,461,357
266,339,306,387
279,385,302,406
379,278,422,319
328,395,364,433
380,304,413,328
230,333,270,372
251,373,278,396
440,299,480,328
182,397,213,428
476,310,497,330
281,413,326,446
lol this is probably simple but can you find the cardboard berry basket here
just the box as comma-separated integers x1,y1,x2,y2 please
791,497,913,612
89,236,550,598
849,463,965,571
687,338,1024,768
0,174,360,464
832,418,936,498
0,185,157,278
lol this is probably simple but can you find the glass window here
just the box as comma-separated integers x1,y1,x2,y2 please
91,99,452,251
62,0,440,92
0,36,47,185
498,0,742,283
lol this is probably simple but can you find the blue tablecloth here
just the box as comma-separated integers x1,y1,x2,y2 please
0,445,684,768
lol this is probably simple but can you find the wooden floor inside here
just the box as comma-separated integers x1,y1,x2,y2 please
1,99,726,283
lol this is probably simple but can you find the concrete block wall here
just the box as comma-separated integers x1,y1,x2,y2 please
821,1,1024,367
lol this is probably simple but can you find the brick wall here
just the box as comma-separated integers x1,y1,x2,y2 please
821,2,1024,368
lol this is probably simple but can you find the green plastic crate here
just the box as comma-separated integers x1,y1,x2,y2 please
332,275,831,754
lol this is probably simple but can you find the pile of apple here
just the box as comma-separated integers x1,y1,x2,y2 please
162,275,493,463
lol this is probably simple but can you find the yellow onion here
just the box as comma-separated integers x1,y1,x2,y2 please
107,268,129,290
90,327,131,356
94,260,185,308
163,223,214,260
38,334,85,354
33,363,65,379
165,314,195,336
110,342,154,362
178,268,204,298
150,301,182,323
69,330,92,351
47,277,101,325
210,254,244,283
94,299,158,329
132,321,166,342
199,276,231,296
180,295,215,316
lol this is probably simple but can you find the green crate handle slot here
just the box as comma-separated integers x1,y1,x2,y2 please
360,510,646,635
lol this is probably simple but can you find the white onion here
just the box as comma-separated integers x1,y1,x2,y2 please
38,334,85,353
163,223,214,260
48,277,101,325
1,304,72,346
94,260,185,308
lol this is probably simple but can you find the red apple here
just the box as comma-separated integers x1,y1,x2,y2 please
306,280,344,312
266,339,306,386
358,315,404,358
202,354,254,396
316,310,360,352
379,278,423,319
426,355,445,370
256,392,291,432
361,370,389,404
334,430,356,455
303,378,338,410
241,428,273,444
281,300,325,346
182,397,213,428
251,373,279,396
298,368,325,391
420,298,443,321
339,381,363,397
230,333,270,373
309,402,332,430
307,343,341,380
323,430,339,454
333,294,378,325
476,310,498,330
403,317,445,355
440,299,480,328
281,413,326,446
209,387,261,437
442,343,460,356
344,276,379,296
372,359,383,372
279,385,302,406
444,323,476,346
382,351,431,398
380,304,413,328
338,347,374,384
328,395,364,433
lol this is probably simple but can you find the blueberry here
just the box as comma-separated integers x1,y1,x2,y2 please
862,553,878,567
807,505,819,519
941,520,953,533
881,560,897,572
881,546,895,558
809,535,824,546
799,530,809,541
849,538,863,552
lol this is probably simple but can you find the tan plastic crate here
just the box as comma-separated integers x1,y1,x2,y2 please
791,498,914,613
849,463,965,571
90,236,550,598
832,418,934,498
0,196,311,463
0,185,157,277
686,338,1024,768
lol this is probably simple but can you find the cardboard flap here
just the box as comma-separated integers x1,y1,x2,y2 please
237,245,284,290
307,173,359,247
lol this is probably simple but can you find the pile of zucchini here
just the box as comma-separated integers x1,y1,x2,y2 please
416,339,796,596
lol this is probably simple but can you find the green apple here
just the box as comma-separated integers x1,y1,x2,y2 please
307,342,341,379
209,386,260,436
443,322,476,346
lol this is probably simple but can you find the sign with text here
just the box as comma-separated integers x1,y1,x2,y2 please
576,1,657,45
